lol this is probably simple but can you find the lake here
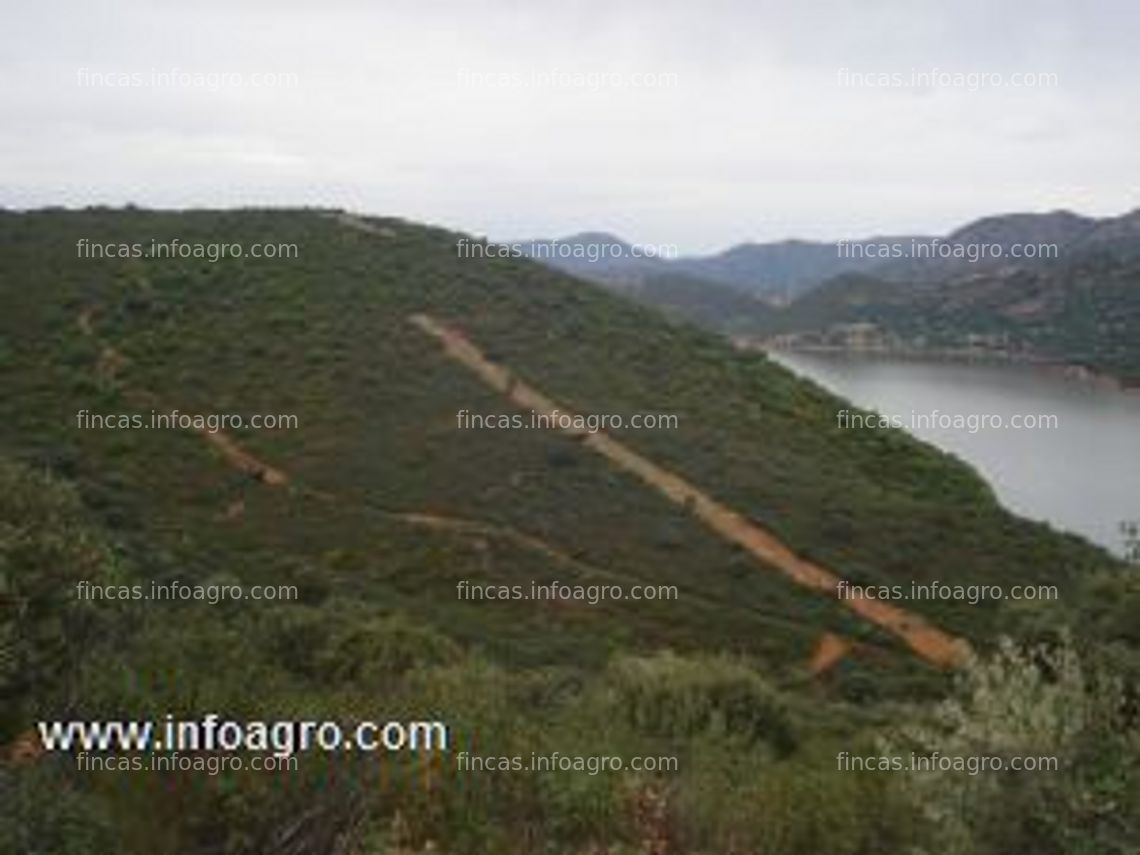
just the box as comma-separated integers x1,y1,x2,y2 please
770,351,1140,556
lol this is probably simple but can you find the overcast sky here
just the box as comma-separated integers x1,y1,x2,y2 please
2,0,1137,252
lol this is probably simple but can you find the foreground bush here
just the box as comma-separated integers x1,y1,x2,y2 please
893,634,1140,855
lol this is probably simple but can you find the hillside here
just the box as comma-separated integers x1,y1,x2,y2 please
516,232,671,286
1,208,1134,853
756,252,1140,385
672,237,926,300
617,271,775,333
537,209,1140,385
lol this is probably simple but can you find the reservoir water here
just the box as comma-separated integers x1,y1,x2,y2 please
770,351,1140,555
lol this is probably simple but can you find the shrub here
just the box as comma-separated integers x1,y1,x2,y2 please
891,633,1140,855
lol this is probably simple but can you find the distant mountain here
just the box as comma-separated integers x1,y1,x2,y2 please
752,210,1140,385
771,259,1140,383
948,210,1097,247
522,209,1140,303
869,210,1101,283
672,237,928,300
518,209,1140,385
513,235,785,329
1077,209,1140,261
518,231,931,300
516,231,670,285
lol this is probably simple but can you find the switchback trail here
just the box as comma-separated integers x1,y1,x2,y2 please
409,312,974,669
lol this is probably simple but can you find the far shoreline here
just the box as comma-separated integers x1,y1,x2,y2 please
744,340,1140,395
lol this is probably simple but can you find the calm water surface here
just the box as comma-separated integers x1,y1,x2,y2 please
771,351,1140,555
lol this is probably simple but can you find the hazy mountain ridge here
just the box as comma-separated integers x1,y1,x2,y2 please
519,209,1140,383
753,210,1140,384
515,231,670,285
521,207,1140,298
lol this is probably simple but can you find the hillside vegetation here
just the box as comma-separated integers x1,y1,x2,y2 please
756,253,1140,384
1,208,1135,853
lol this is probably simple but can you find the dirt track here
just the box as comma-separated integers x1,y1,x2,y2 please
77,308,290,486
72,301,965,669
410,312,973,669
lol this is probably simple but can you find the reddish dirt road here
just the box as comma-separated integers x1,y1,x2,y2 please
410,312,973,669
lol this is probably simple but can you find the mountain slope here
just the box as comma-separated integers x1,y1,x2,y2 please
756,252,1140,384
1,207,1128,853
516,231,671,285
0,207,1114,653
673,236,928,299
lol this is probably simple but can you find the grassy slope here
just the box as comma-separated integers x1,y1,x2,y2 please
0,208,1113,671
3,208,1134,853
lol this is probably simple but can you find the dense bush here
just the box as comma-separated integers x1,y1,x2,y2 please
0,460,124,740
604,651,797,754
891,634,1140,855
